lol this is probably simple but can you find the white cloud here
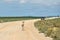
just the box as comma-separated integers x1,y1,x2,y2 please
30,0,60,6
3,0,28,3
4,0,17,3
20,0,25,3
19,0,27,3
4,0,13,1
3,0,60,6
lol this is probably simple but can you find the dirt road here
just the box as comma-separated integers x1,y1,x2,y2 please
0,19,53,40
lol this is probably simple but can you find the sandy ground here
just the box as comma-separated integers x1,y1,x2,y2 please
0,19,53,40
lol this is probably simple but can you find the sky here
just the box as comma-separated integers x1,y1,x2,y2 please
0,0,60,16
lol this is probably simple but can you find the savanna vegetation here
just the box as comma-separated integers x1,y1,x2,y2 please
0,16,40,23
34,18,60,40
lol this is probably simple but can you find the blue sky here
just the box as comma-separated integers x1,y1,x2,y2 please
0,0,60,16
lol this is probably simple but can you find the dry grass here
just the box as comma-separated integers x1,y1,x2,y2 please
34,18,60,40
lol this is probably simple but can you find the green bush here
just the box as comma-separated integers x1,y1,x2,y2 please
0,17,40,23
34,18,60,40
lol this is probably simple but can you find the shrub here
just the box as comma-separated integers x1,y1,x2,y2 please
34,18,60,40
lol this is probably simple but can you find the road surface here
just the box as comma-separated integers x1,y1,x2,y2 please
0,19,53,40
